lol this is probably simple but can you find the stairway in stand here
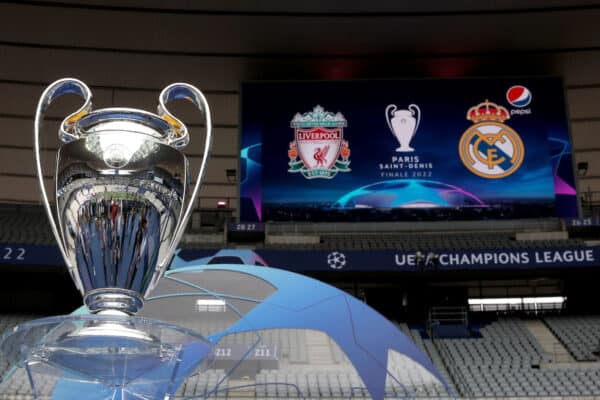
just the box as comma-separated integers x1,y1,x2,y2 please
524,319,574,363
306,330,335,365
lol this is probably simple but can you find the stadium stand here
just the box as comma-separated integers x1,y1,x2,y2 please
261,216,590,251
2,207,600,399
544,316,600,362
0,314,43,379
219,329,310,364
174,370,229,398
264,232,587,251
0,205,53,245
0,204,231,249
267,219,563,235
433,317,600,398
2,212,575,253
2,205,592,253
2,314,600,398
0,367,59,400
180,233,226,249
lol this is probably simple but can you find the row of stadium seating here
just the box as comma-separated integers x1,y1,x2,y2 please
173,370,229,398
264,233,587,251
0,205,585,255
267,219,563,234
455,364,600,397
438,319,551,366
168,319,312,365
0,314,42,380
0,207,53,245
0,205,588,252
254,368,449,398
0,368,230,399
220,329,310,364
0,367,58,400
256,370,369,398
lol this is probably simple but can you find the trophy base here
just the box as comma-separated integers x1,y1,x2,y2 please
0,314,213,400
395,146,414,152
84,288,145,315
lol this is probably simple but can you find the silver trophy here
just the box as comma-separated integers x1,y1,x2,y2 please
385,104,421,152
0,78,215,399
36,78,212,315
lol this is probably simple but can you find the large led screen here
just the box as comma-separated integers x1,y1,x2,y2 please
240,78,577,222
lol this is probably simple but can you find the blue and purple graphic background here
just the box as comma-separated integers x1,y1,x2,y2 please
240,78,577,222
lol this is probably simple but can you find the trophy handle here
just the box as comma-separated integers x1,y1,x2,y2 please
155,83,213,272
408,104,421,134
385,104,397,133
34,78,93,273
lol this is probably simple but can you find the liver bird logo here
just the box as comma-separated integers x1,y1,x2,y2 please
313,145,330,167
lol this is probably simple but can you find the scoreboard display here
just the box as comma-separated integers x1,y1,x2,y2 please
240,78,577,222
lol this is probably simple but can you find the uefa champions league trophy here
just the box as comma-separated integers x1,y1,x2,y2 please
385,104,420,152
0,79,215,399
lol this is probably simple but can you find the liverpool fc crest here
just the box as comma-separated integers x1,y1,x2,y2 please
288,105,351,179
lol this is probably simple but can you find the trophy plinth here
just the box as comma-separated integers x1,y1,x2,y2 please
0,78,214,398
0,315,213,399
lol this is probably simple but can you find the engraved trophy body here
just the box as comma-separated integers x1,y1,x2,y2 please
0,79,215,399
385,104,420,152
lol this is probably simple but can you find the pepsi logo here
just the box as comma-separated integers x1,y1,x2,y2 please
506,85,532,108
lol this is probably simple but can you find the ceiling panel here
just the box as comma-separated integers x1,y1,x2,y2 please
30,0,600,13
0,3,598,55
0,45,599,95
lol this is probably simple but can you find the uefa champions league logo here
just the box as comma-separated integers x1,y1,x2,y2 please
327,252,346,269
385,104,421,152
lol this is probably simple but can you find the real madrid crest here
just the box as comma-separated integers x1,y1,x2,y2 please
288,105,351,179
458,100,524,179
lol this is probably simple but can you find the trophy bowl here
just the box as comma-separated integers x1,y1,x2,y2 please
38,79,214,315
0,78,215,399
56,110,189,314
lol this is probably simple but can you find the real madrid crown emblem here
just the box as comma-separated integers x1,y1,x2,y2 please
458,100,525,179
